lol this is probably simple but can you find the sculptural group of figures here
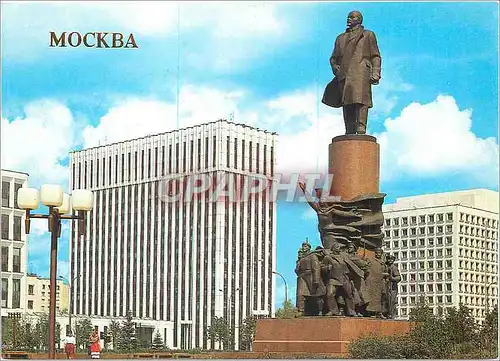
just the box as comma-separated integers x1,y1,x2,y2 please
295,241,401,318
295,182,401,318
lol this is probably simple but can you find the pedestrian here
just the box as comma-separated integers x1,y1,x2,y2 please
89,329,101,359
64,331,76,359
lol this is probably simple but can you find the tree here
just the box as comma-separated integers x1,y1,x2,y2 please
108,319,122,351
75,317,93,351
118,310,138,353
152,330,164,351
36,313,62,351
274,299,297,319
206,317,232,350
239,315,257,351
348,303,498,359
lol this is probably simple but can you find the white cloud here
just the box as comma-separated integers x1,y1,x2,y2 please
1,100,76,188
1,2,287,65
377,95,499,186
82,85,245,148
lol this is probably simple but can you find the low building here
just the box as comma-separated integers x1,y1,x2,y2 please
383,189,499,323
26,274,69,314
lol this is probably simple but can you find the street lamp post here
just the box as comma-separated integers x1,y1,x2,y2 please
272,271,288,306
59,274,81,336
17,186,93,359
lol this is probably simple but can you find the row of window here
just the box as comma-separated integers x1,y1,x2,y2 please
399,260,453,270
385,225,453,238
459,224,497,239
1,246,21,272
459,273,496,283
1,278,21,308
73,138,275,190
400,295,454,306
385,236,453,249
26,300,63,311
401,282,453,293
1,181,23,209
458,248,497,260
392,247,453,259
458,260,496,273
459,237,498,250
27,284,60,295
1,214,23,241
385,213,454,227
459,213,497,228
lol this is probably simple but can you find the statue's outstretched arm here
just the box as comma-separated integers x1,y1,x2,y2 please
298,182,319,212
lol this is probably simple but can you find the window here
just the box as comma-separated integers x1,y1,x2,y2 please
447,213,453,221
12,279,20,308
1,278,7,307
28,285,34,295
401,285,407,292
402,217,408,225
446,226,453,234
393,241,399,248
1,247,8,271
419,227,425,235
411,216,417,224
428,261,434,269
419,239,425,246
1,214,9,239
446,272,452,280
402,297,407,304
13,184,22,209
402,229,408,236
385,219,391,227
446,296,452,303
428,296,433,303
402,240,407,247
437,260,443,268
437,273,443,281
411,239,416,247
12,248,21,273
437,214,444,222
428,273,434,281
419,284,425,292
28,300,33,309
419,273,425,281
394,218,399,226
402,251,408,259
394,230,399,237
446,283,452,292
419,215,426,224
428,238,434,246
437,237,443,246
437,284,443,292
13,216,22,241
1,181,10,207
446,260,452,268
419,250,425,258
428,250,434,257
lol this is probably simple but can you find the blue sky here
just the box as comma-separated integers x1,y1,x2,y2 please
1,1,498,308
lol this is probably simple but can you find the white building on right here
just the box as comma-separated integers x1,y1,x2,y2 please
382,189,499,323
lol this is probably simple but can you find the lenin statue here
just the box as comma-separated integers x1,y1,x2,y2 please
322,11,382,135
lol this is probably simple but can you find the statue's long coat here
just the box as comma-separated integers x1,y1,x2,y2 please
324,26,381,108
295,252,326,298
364,257,386,312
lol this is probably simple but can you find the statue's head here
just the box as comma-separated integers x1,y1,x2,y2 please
331,242,342,254
347,11,363,28
386,254,396,265
347,242,357,253
301,240,311,253
374,247,383,258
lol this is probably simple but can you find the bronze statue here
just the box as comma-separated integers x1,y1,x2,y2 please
295,240,326,316
384,254,401,319
363,248,388,318
322,10,382,135
344,242,369,315
321,242,361,317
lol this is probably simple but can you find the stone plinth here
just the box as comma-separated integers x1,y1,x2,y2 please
328,135,380,201
253,317,411,355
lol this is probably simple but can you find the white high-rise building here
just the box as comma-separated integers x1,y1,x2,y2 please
1,169,29,318
69,120,277,349
382,189,499,323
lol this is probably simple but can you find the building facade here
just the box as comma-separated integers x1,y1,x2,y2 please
26,274,69,314
382,189,499,323
69,120,277,349
1,169,29,318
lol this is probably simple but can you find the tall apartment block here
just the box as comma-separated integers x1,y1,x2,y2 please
69,120,277,349
1,169,29,318
382,189,499,323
